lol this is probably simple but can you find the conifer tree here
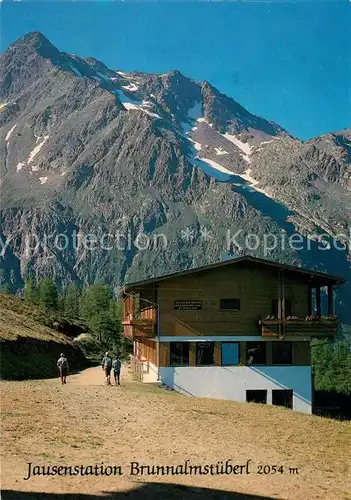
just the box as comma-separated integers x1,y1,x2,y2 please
24,277,38,304
38,278,58,311
64,283,81,320
80,285,121,347
80,284,111,321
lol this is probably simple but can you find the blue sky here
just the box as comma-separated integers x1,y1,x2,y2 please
1,1,350,140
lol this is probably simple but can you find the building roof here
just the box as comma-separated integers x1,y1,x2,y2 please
123,255,346,291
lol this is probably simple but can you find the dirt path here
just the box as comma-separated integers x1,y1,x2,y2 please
67,365,134,386
1,364,350,500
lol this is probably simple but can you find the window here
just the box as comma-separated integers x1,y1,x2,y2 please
272,389,293,409
220,298,240,310
221,342,239,365
247,342,266,365
196,342,214,366
170,342,190,366
246,390,267,404
272,342,292,365
271,299,292,317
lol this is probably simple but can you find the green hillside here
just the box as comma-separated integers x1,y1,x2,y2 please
0,292,88,379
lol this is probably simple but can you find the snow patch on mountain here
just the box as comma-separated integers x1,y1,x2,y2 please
182,106,237,181
28,136,49,164
115,89,139,104
222,133,253,163
5,124,17,142
121,82,138,92
16,162,25,172
237,168,274,199
199,158,236,177
197,118,213,127
123,102,161,118
236,169,274,199
191,140,202,151
116,90,161,119
214,147,229,156
185,134,234,181
140,109,160,119
187,130,274,198
190,156,234,182
121,102,139,112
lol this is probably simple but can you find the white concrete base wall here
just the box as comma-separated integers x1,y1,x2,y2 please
159,366,312,414
141,361,158,383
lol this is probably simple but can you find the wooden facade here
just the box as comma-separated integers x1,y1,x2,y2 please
123,257,343,342
122,257,344,411
157,265,309,337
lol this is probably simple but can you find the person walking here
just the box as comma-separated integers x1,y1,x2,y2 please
112,354,122,386
101,352,113,385
57,353,69,385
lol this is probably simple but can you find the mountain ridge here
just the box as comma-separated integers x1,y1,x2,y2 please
1,31,350,322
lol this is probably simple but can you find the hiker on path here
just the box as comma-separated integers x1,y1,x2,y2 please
112,355,121,386
57,353,69,385
102,352,112,385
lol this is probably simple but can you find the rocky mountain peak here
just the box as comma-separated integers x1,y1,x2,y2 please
161,69,199,96
0,31,67,101
164,69,183,78
0,32,350,323
7,31,62,65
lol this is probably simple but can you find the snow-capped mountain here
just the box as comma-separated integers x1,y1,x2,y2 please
1,32,350,321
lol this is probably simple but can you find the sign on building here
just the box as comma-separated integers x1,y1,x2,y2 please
174,300,203,310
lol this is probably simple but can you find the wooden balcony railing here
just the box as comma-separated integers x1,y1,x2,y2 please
122,309,157,338
259,318,338,338
133,319,156,338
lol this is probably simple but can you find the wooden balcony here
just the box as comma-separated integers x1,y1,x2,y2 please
122,314,156,338
122,316,153,326
259,318,338,338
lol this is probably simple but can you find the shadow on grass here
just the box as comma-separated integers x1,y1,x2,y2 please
0,360,93,382
0,337,91,381
2,484,280,499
